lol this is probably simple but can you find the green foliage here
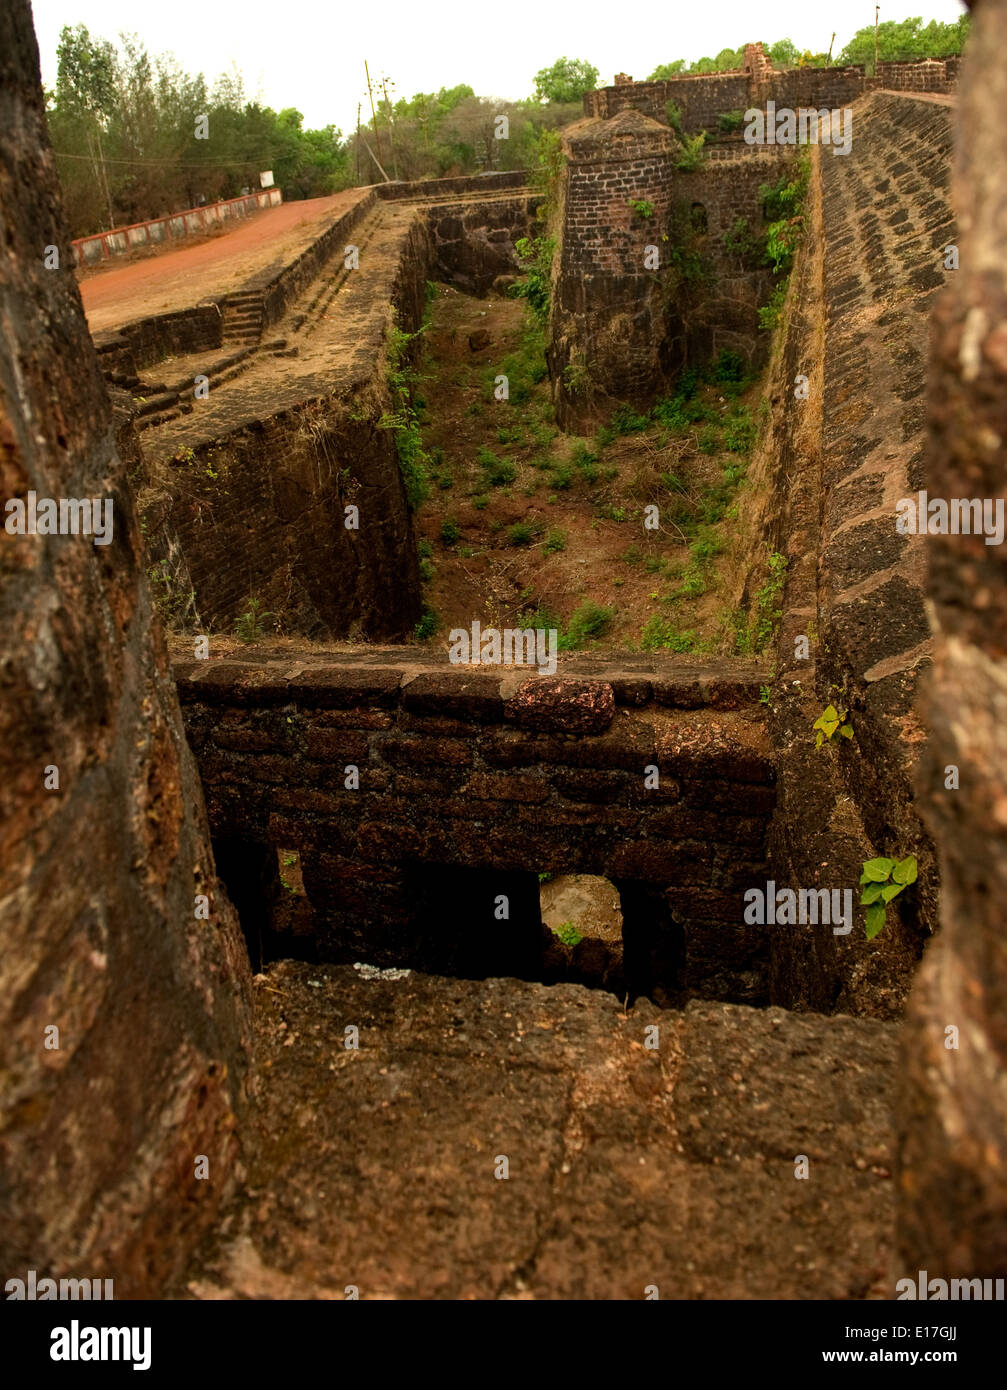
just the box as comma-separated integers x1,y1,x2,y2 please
440,517,461,546
477,446,517,487
508,522,534,547
560,601,613,650
758,282,789,332
674,130,707,171
543,527,567,553
641,616,696,652
760,157,810,275
718,109,747,132
649,61,688,80
512,235,556,324
551,921,583,947
723,215,762,263
813,704,854,749
380,323,431,510
563,361,590,397
860,855,918,939
533,57,600,105
838,16,970,70
235,596,272,644
698,424,720,455
665,101,684,134
414,606,438,641
51,25,351,238
768,39,800,69
735,551,787,654
628,198,655,219
612,405,651,435
652,49,745,80
723,408,755,452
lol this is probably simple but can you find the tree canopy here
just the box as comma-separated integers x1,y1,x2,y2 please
532,57,600,104
48,24,351,237
647,17,970,82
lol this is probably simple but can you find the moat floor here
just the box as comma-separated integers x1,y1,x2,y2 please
181,961,897,1300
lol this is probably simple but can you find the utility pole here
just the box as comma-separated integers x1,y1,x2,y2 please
364,61,383,169
356,102,361,185
827,32,835,65
380,76,399,180
875,6,880,75
90,128,114,230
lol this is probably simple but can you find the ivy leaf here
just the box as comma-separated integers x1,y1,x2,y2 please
862,857,895,883
893,855,918,886
861,882,884,905
881,881,906,903
864,904,887,940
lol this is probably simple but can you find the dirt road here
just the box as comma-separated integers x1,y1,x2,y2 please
79,189,369,335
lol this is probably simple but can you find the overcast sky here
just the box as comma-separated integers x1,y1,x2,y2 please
29,0,969,134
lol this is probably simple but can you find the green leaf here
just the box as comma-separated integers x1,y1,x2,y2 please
864,904,887,940
881,881,906,903
862,857,895,883
893,855,918,886
839,723,854,739
861,882,884,905
815,731,824,750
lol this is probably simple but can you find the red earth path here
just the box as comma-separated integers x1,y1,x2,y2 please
79,189,369,336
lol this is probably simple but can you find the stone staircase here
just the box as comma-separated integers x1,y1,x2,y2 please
282,204,387,342
220,289,266,346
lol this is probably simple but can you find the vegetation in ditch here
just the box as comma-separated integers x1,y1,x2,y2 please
412,277,779,653
756,156,810,329
380,321,434,510
860,855,918,939
235,595,273,644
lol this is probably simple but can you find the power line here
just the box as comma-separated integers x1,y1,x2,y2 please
49,149,274,168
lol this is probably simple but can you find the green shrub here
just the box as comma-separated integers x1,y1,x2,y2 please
414,606,438,641
709,348,747,384
723,410,756,453
641,616,696,651
675,131,707,171
758,282,789,332
477,446,517,487
698,424,720,454
508,522,534,546
543,527,567,554
560,601,614,649
235,596,273,645
440,517,461,546
612,405,650,435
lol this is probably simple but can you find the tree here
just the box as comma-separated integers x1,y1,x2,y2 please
533,57,599,104
768,38,800,68
838,15,971,68
647,60,687,80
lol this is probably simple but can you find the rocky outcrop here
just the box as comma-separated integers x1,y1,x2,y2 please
0,0,251,1296
898,0,1007,1277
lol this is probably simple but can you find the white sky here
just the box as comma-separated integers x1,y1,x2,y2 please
29,0,969,135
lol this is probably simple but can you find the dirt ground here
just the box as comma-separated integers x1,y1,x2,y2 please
414,285,763,655
79,189,368,334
